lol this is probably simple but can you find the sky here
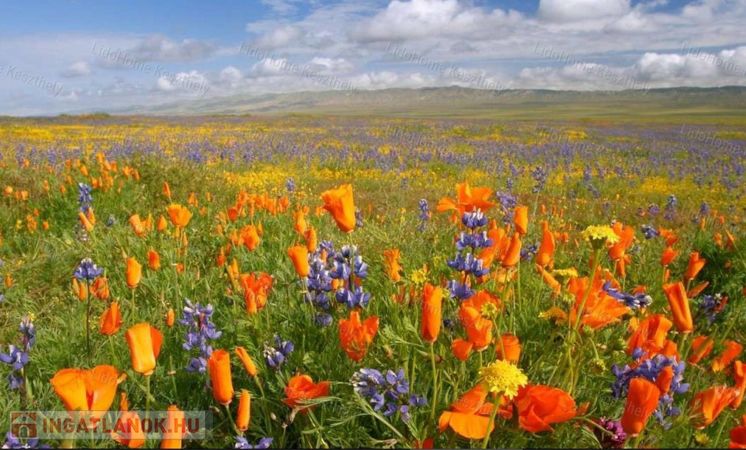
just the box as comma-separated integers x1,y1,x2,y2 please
0,0,745,115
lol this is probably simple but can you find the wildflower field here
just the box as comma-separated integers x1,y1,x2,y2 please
0,115,745,448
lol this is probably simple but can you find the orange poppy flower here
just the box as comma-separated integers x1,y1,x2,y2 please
208,349,234,405
112,410,146,448
568,277,629,331
50,365,119,420
626,314,672,358
513,206,528,236
496,333,521,363
125,257,142,289
514,384,577,433
129,214,148,237
732,361,746,409
459,305,493,351
684,252,706,282
436,182,495,216
688,336,715,364
78,211,94,232
287,245,310,278
537,265,561,294
283,374,330,411
660,246,677,266
164,308,175,328
731,424,746,448
166,204,192,228
239,225,261,251
320,184,356,233
239,272,273,314
663,282,693,333
451,338,474,361
383,249,403,282
160,405,185,449
691,386,739,429
339,310,379,362
438,384,511,440
501,232,522,268
621,378,661,436
125,323,163,376
235,346,258,377
100,302,122,335
536,221,555,268
90,276,110,300
156,215,168,232
236,389,251,432
421,283,444,343
145,249,160,271
712,340,743,372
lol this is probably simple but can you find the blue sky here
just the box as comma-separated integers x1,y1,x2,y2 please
0,0,744,115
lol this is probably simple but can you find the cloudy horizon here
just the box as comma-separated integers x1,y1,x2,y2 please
1,0,746,115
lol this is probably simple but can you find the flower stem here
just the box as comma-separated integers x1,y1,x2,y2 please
85,280,91,364
429,342,438,422
480,393,499,448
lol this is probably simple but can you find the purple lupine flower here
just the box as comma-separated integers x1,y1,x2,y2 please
235,436,273,449
73,258,103,282
285,177,296,193
180,299,221,373
531,166,548,193
2,431,50,449
641,224,659,240
417,199,430,232
698,294,727,324
351,368,425,423
77,183,93,213
264,335,294,370
593,418,627,448
603,282,652,309
447,280,474,301
462,210,488,229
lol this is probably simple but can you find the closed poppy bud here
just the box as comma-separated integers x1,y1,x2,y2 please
656,366,674,394
685,252,706,282
160,405,185,449
236,389,251,432
125,257,142,289
536,221,555,268
501,232,522,268
72,277,88,301
304,227,317,252
235,346,258,377
148,249,161,271
287,245,310,278
166,308,175,328
166,204,192,228
125,323,163,376
513,205,528,236
496,333,521,363
421,283,443,343
156,215,168,232
129,214,147,237
663,282,693,333
162,181,172,200
78,211,94,232
712,340,742,373
293,210,307,235
320,184,356,233
621,378,661,435
208,349,234,405
100,302,122,335
660,246,677,266
383,248,403,283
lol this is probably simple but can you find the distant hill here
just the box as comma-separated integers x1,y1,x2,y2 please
93,86,746,121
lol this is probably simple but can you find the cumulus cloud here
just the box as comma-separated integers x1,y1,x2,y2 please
156,70,210,95
538,0,630,22
60,61,91,78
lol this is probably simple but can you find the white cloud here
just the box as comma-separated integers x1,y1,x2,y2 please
61,61,91,78
308,57,354,74
156,70,210,95
538,0,630,22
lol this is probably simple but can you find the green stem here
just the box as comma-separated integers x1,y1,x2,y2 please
480,394,499,448
429,342,438,422
85,280,91,364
